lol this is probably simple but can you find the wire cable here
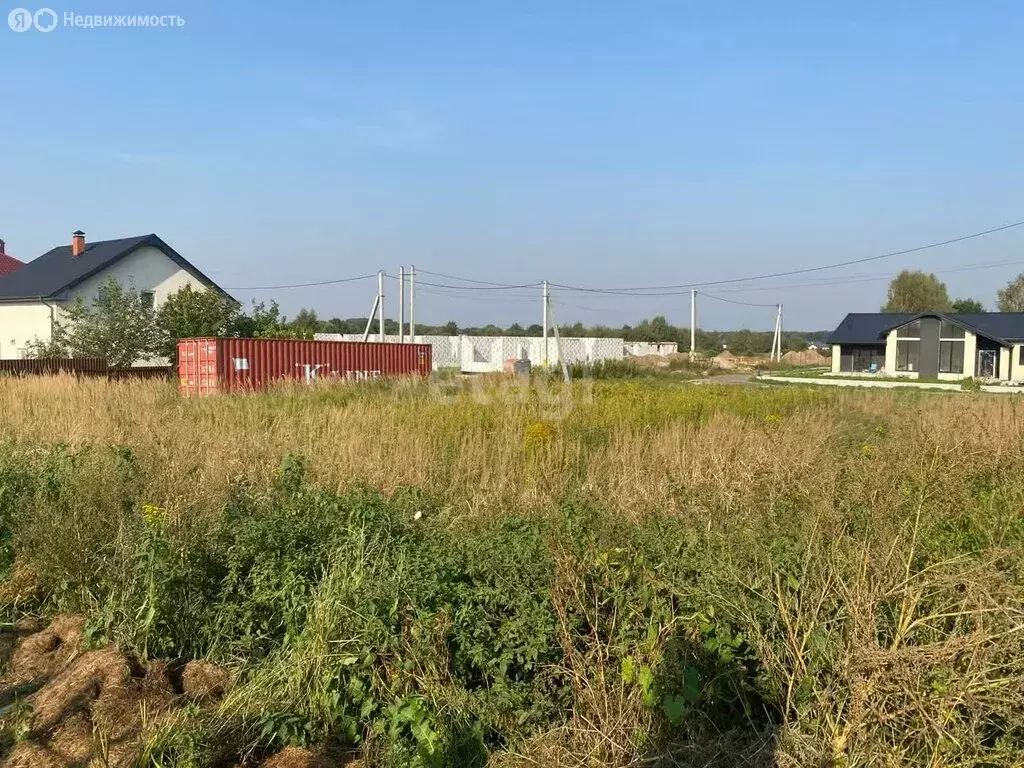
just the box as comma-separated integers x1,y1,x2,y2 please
227,273,377,291
385,272,541,291
697,291,778,308
415,269,530,288
549,219,1024,294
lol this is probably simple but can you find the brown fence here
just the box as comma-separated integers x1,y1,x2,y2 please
0,358,171,380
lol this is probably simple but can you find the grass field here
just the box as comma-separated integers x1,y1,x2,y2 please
1,376,1023,767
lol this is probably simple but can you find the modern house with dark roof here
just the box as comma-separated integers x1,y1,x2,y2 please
828,312,1024,381
0,231,229,359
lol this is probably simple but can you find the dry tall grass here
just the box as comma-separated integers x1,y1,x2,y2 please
2,376,1024,766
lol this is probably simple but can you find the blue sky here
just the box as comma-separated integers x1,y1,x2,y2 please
2,0,1023,331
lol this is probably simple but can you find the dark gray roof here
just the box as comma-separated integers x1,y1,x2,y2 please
0,233,229,301
830,312,1024,346
946,313,1024,342
828,313,916,344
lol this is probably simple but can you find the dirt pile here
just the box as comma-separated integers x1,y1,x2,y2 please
712,350,737,369
781,349,829,366
262,747,340,768
0,616,231,768
631,354,672,369
182,659,231,701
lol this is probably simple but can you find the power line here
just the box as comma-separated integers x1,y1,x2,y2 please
384,272,541,291
228,273,377,291
697,291,778,308
415,268,529,287
414,285,542,304
549,218,1024,295
697,257,1024,295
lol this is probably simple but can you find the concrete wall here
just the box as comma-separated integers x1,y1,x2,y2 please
314,334,675,372
831,344,841,374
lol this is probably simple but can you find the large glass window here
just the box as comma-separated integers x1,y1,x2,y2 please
896,340,920,372
939,341,965,373
897,320,921,338
939,320,965,339
938,321,966,374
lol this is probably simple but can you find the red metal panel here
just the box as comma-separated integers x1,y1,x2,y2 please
177,338,431,395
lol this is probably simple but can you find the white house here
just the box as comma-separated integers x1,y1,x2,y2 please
0,231,230,360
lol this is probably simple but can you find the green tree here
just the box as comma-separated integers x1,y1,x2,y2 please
289,308,320,337
230,300,285,338
32,277,159,367
155,285,240,362
997,273,1024,312
882,270,952,312
951,298,985,313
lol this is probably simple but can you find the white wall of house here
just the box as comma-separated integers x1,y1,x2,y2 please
999,346,1011,381
884,330,899,375
66,246,207,306
884,328,982,380
0,303,55,358
830,344,841,374
0,246,212,360
963,332,978,380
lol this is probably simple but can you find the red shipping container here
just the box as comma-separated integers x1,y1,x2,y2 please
177,337,432,395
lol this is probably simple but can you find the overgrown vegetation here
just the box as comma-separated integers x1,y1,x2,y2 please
1,377,1023,766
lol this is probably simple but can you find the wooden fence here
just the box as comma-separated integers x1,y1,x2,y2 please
0,358,171,380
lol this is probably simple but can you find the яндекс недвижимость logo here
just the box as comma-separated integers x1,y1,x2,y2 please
8,7,57,31
8,8,184,31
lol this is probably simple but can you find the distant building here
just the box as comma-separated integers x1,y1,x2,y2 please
0,240,23,277
0,230,229,359
829,312,1024,381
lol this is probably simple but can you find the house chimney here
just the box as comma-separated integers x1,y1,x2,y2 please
71,230,86,257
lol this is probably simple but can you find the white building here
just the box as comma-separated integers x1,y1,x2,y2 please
0,231,229,359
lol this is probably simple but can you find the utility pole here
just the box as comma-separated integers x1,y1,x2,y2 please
777,304,784,362
409,264,416,341
398,266,405,342
542,280,549,367
690,289,696,356
377,270,385,342
547,296,571,382
362,287,381,343
772,303,782,362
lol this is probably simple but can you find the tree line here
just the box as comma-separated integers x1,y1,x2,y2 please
882,270,1024,312
29,277,830,366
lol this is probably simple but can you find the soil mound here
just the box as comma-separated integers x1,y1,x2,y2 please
263,747,336,768
0,617,230,767
713,350,737,369
183,659,231,701
631,354,671,369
